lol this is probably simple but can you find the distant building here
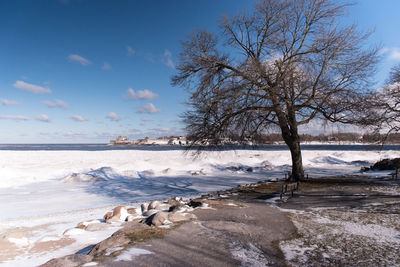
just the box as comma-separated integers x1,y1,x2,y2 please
168,136,187,145
109,135,188,146
109,136,134,145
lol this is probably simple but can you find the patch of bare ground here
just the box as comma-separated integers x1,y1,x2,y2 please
41,175,400,266
274,176,400,266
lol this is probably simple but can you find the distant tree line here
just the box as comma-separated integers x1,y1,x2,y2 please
186,132,400,144
247,132,400,144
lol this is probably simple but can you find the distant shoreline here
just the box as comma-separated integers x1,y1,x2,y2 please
0,143,399,152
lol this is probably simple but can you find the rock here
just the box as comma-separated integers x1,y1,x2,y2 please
148,200,161,210
141,203,149,213
146,212,169,227
142,209,158,217
188,199,203,208
77,219,102,229
246,167,253,172
103,211,113,221
77,222,86,229
157,203,171,211
168,212,197,223
85,223,111,232
371,158,400,170
127,208,137,215
40,254,93,267
167,197,184,206
126,215,136,222
168,204,186,212
115,220,150,234
88,234,130,257
111,206,129,221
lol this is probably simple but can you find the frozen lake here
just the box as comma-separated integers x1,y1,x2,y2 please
0,146,399,266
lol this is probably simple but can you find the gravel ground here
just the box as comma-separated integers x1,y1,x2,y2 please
277,177,400,267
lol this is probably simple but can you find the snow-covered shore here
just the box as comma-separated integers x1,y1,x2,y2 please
0,148,399,266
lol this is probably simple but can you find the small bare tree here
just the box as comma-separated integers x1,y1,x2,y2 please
363,64,400,136
173,0,378,181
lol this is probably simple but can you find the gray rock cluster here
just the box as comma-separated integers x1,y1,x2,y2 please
63,197,201,238
141,198,198,227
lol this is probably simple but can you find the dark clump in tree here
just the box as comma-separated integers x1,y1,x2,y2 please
172,0,378,181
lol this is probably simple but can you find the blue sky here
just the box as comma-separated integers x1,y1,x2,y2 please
0,0,399,143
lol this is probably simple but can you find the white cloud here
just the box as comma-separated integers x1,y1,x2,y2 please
42,99,68,109
163,49,175,68
13,80,52,94
144,127,184,138
70,115,89,122
102,62,111,70
36,114,51,123
380,47,400,60
149,127,171,132
67,54,91,66
126,45,135,56
141,117,152,122
63,131,88,137
137,103,161,114
1,99,19,106
0,115,30,121
106,112,120,121
126,88,159,100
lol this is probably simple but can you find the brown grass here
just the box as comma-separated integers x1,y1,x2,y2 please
125,223,182,245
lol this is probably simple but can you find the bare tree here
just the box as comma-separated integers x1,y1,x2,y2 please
173,0,378,181
363,64,400,136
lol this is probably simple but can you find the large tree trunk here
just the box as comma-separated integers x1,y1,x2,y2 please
287,138,304,182
281,123,305,182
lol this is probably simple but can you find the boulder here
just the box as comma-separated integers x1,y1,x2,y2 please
127,208,137,215
77,219,102,229
141,203,149,213
167,197,184,206
76,222,86,229
168,204,186,212
40,254,93,267
371,158,400,170
146,212,169,227
188,199,203,208
103,211,113,221
148,200,161,210
126,215,136,222
85,223,111,232
88,234,130,257
104,206,129,222
157,203,171,211
142,209,158,217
